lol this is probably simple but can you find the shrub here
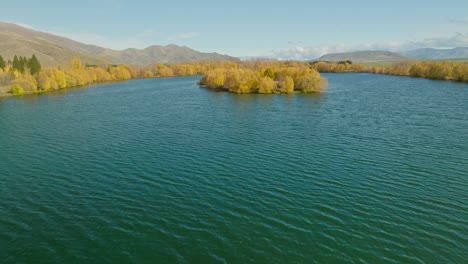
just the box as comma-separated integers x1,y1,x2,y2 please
11,84,24,95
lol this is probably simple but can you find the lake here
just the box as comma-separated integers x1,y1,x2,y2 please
0,74,467,263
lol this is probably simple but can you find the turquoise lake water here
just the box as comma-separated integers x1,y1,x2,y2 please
0,74,467,263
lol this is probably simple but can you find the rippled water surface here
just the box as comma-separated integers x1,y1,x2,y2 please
1,74,467,263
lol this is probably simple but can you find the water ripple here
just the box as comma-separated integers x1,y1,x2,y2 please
1,75,467,263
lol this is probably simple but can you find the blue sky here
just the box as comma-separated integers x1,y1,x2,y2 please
2,0,468,59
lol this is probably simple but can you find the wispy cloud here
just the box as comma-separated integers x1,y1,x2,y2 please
271,32,468,60
408,32,468,48
448,17,468,25
167,32,200,41
287,41,305,45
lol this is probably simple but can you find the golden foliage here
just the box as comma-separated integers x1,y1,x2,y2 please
72,57,83,70
11,73,37,93
310,60,468,82
5,55,466,97
452,64,468,82
199,61,327,94
279,76,294,94
11,84,24,95
109,65,131,80
37,72,51,91
156,64,174,77
2,57,206,95
257,77,276,94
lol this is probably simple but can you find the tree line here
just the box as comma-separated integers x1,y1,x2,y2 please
2,54,466,97
0,55,213,95
309,60,468,82
0,56,328,96
0,54,41,75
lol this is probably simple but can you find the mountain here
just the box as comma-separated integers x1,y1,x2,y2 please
316,50,409,63
0,22,236,67
398,47,468,59
0,22,108,67
91,45,237,65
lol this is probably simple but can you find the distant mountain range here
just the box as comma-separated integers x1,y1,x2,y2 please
2,21,468,67
0,22,236,67
316,51,408,63
314,47,468,63
398,47,468,59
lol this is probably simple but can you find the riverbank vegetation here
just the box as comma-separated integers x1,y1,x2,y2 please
2,54,467,98
0,56,328,96
0,55,209,96
310,60,468,82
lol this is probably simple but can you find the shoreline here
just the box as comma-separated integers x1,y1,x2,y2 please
2,70,466,99
319,71,468,84
0,75,201,99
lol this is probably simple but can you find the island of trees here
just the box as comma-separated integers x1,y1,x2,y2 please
198,61,328,94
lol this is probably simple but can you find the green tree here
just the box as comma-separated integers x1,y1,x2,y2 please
0,55,5,70
12,55,20,72
19,56,27,73
27,54,41,75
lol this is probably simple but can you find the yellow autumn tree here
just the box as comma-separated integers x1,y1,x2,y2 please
109,65,131,80
55,69,68,89
279,76,294,93
156,64,174,77
37,72,51,91
295,70,324,93
72,57,83,70
257,76,276,94
11,73,38,94
204,69,226,89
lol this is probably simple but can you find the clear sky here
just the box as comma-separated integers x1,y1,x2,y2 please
2,0,468,59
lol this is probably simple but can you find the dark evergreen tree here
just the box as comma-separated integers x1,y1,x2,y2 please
27,54,41,75
19,56,27,73
0,55,5,70
12,55,20,71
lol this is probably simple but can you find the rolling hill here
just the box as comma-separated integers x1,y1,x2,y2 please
315,50,409,63
0,22,236,67
0,22,108,67
398,47,468,59
91,44,237,65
